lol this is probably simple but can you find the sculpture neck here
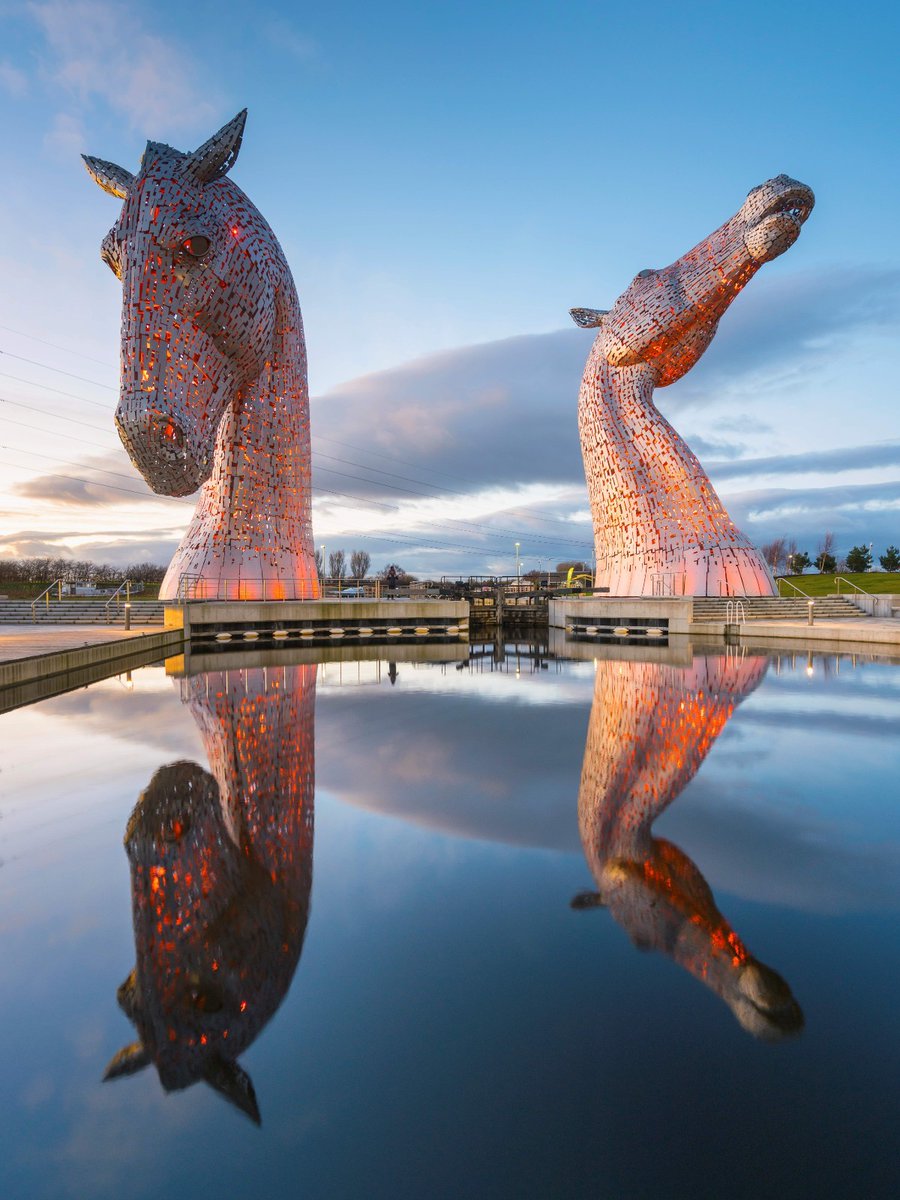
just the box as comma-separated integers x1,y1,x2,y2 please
581,352,727,532
212,279,309,503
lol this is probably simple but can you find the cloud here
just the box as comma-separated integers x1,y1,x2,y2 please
726,479,900,543
0,527,183,565
43,110,85,156
304,265,900,564
0,59,28,96
28,0,220,133
312,329,587,491
12,448,193,508
662,265,900,410
262,18,319,63
709,441,900,482
311,265,900,495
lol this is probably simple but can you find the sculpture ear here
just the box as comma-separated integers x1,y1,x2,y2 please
82,155,134,199
204,1055,261,1124
570,308,609,329
103,1041,151,1080
185,109,248,184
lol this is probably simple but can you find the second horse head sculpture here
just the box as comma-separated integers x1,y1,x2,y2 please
573,175,814,597
83,111,318,601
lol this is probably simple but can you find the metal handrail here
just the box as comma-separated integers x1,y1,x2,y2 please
105,579,132,618
725,600,746,625
174,573,381,602
31,577,65,622
777,576,813,598
834,576,870,596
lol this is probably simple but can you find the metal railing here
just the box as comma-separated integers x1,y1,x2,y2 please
31,578,65,622
104,579,132,619
777,576,813,598
175,574,381,602
834,576,870,596
725,600,746,625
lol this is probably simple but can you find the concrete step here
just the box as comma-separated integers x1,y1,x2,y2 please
0,599,166,624
691,596,863,620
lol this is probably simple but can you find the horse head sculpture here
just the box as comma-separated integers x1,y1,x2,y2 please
573,175,814,597
104,663,316,1121
83,112,319,600
573,652,803,1040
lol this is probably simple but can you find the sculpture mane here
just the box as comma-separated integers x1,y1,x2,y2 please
83,111,318,600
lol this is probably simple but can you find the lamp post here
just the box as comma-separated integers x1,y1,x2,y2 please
320,544,326,581
515,542,520,584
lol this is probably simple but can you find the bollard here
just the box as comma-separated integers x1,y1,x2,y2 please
807,600,814,626
124,602,131,631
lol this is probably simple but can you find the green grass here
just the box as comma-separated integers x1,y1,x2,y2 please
778,572,900,597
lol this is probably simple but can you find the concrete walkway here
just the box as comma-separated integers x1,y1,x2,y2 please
691,614,900,649
0,623,161,664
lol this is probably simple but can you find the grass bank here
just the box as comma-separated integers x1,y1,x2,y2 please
777,572,900,596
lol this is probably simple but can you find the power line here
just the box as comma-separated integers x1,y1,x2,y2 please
0,395,117,435
0,458,187,503
2,388,590,547
0,412,118,448
313,463,593,548
0,350,116,391
0,443,163,486
0,371,114,410
0,323,113,369
0,452,583,561
0,344,587,535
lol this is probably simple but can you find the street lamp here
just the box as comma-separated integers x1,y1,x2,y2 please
515,542,520,584
320,544,326,580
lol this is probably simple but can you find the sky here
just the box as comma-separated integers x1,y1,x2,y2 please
0,0,897,576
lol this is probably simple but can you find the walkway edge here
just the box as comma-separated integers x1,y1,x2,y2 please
0,629,184,691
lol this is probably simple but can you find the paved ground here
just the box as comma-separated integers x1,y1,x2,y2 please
0,624,162,663
691,615,900,650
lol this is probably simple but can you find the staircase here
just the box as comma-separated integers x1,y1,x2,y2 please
691,596,864,622
0,598,167,625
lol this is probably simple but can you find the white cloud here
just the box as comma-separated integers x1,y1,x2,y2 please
28,0,220,133
0,58,28,96
262,17,319,63
43,110,85,156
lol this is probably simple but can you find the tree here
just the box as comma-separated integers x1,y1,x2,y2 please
845,544,872,573
816,532,835,573
328,549,346,579
760,538,787,573
379,562,416,583
349,550,371,579
315,548,325,577
815,551,837,573
879,545,900,572
789,551,811,574
556,560,588,574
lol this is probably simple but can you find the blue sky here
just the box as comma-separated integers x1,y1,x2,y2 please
0,0,897,574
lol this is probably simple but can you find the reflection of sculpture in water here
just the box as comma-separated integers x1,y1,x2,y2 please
574,654,803,1039
105,664,316,1122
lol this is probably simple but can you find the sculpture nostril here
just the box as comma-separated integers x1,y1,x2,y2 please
151,415,186,454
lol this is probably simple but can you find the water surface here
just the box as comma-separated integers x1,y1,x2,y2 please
1,642,899,1199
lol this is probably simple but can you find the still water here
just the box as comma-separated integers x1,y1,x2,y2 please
1,640,899,1199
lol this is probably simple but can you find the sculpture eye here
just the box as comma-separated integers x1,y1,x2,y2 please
181,235,211,258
